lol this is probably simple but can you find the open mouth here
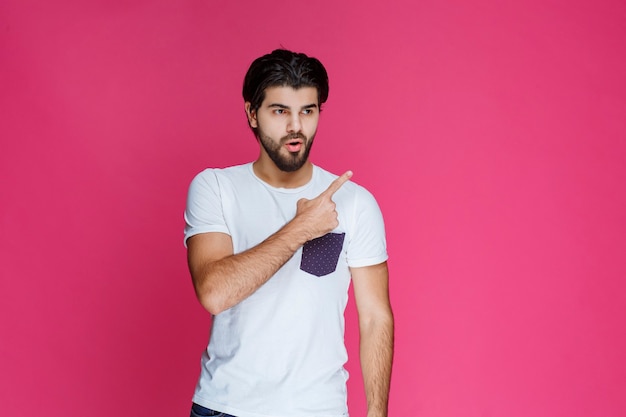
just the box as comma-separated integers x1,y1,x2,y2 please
285,139,304,152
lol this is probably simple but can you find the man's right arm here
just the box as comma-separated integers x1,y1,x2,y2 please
187,171,353,315
187,221,307,315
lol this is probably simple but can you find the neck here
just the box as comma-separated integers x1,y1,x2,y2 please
252,157,313,188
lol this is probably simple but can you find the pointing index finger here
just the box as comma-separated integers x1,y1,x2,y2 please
323,170,353,197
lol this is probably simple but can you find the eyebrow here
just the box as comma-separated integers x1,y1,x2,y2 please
267,103,319,110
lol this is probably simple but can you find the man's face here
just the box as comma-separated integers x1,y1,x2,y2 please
246,86,320,172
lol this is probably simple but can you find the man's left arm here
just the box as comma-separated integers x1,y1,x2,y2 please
351,261,394,417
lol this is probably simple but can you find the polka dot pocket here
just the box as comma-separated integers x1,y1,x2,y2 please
299,232,346,277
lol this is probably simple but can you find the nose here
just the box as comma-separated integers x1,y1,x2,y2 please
287,113,302,133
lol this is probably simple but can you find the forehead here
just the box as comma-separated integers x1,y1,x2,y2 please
261,86,319,107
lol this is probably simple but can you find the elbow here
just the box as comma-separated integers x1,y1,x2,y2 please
206,302,228,316
196,289,229,316
191,267,228,315
360,308,394,334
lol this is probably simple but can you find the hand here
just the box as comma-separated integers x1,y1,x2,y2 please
294,170,352,241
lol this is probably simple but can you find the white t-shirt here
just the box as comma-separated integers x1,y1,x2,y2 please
184,163,387,417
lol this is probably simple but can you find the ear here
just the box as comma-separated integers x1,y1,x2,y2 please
245,102,258,128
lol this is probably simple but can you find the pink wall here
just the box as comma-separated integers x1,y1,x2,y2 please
1,1,625,416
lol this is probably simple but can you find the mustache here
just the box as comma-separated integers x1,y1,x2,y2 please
281,133,307,143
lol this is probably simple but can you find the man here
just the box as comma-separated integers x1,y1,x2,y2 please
184,49,393,417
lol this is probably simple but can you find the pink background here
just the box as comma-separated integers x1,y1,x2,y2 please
1,1,625,416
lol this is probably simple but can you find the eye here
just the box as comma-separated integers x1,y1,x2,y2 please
274,109,285,115
302,109,314,115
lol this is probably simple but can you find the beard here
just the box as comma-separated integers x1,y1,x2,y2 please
257,129,316,172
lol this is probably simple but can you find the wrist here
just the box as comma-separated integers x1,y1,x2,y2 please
283,217,313,246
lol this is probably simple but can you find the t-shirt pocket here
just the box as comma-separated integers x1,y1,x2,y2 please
299,232,346,277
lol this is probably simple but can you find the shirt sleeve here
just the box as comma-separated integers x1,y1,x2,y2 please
183,169,230,247
345,186,388,268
